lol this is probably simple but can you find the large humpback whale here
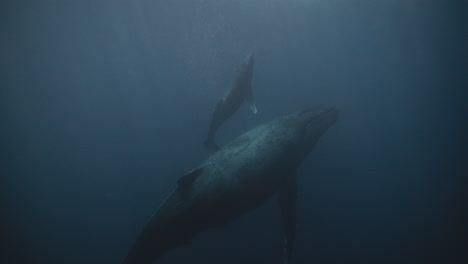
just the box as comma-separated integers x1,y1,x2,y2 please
204,52,257,151
123,107,339,264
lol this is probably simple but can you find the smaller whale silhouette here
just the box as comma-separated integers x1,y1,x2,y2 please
205,52,257,151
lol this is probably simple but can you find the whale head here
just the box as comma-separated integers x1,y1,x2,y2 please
289,107,339,152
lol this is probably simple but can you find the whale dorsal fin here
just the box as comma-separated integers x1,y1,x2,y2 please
177,167,204,189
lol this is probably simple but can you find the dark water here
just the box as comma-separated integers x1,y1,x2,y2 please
1,1,466,263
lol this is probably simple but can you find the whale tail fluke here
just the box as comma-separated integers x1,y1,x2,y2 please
204,139,220,152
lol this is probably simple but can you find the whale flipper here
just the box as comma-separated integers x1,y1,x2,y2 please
279,173,297,264
245,82,257,114
249,102,258,114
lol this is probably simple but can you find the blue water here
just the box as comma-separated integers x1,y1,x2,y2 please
1,1,466,263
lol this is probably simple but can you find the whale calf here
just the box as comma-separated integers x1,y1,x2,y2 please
123,107,339,264
205,52,257,151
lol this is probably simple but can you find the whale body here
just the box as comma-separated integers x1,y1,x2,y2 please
123,107,339,264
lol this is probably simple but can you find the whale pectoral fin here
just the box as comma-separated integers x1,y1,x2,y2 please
177,167,204,190
245,84,257,114
249,102,258,114
279,173,297,264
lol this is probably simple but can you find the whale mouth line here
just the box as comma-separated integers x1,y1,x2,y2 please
322,107,339,119
302,107,339,131
300,107,339,121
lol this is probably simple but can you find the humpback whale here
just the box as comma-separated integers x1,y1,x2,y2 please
123,107,339,264
205,52,257,151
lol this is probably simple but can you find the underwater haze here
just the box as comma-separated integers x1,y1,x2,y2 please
1,0,466,263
